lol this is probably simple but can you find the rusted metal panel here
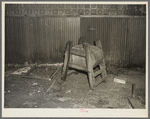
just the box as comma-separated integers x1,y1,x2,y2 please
5,16,80,63
81,17,146,67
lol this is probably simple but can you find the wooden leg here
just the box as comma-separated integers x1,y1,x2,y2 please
61,41,72,81
99,59,107,78
94,39,102,49
84,43,95,90
95,39,107,78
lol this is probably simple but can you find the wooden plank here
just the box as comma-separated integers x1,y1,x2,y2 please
84,43,95,90
70,49,85,57
132,83,136,98
20,76,50,80
128,98,143,109
94,70,103,77
46,67,62,92
61,41,72,81
68,62,89,72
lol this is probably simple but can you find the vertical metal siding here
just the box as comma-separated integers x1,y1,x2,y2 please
5,16,146,67
5,16,26,63
81,17,146,67
26,17,80,63
5,16,80,63
127,17,146,67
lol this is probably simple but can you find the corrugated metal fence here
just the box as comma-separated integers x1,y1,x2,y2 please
5,16,146,67
5,16,80,63
81,17,146,67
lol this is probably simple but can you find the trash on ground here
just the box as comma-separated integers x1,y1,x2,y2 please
11,67,31,75
8,90,10,92
66,90,71,93
29,93,32,96
114,75,127,84
49,78,51,81
32,83,38,85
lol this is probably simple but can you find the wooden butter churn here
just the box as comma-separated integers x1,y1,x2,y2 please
61,39,107,90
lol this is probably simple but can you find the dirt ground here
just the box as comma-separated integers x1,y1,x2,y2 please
4,64,146,108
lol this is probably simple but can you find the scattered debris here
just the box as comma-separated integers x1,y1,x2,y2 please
57,97,71,102
32,83,38,85
11,67,31,75
46,67,62,92
22,101,37,107
26,65,36,76
49,78,51,81
114,75,127,84
24,62,28,67
29,93,32,96
5,65,146,109
66,90,71,94
72,104,83,108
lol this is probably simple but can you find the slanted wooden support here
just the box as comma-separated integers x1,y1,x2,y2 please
61,41,72,81
95,39,107,78
84,43,95,90
128,98,143,109
94,70,103,77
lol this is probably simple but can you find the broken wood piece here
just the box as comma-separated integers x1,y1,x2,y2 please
132,83,136,98
11,67,31,75
61,41,72,81
128,98,143,109
46,67,62,92
50,67,61,80
20,76,51,80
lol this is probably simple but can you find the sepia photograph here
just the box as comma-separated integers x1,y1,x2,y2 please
2,1,148,117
